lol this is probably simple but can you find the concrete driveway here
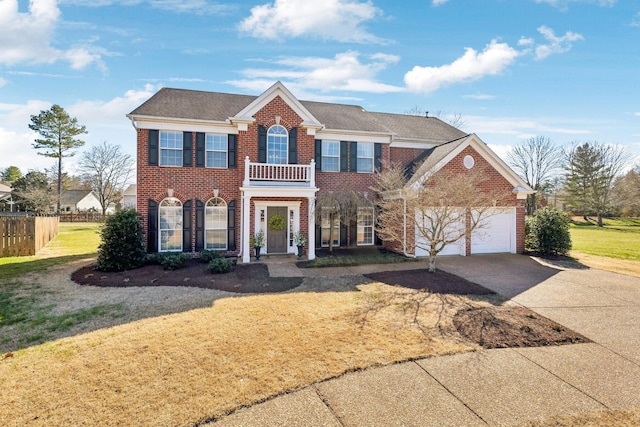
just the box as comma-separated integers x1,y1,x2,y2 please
208,254,640,426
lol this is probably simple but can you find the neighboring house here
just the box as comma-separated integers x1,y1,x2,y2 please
0,183,12,211
128,81,532,262
122,184,137,209
58,190,112,213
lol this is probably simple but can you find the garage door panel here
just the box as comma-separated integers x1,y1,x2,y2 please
471,209,513,254
415,209,465,257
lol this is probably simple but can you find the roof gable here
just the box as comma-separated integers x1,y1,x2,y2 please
232,81,323,129
408,134,534,197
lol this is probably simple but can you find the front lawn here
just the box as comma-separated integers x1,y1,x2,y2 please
570,218,640,261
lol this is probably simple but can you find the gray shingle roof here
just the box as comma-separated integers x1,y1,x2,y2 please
406,135,470,185
129,87,466,143
60,190,95,205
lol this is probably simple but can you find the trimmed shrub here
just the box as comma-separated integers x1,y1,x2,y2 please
207,258,234,274
199,249,224,263
96,209,147,272
150,252,190,270
526,207,572,256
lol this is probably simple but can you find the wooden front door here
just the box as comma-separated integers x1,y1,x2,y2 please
267,207,288,253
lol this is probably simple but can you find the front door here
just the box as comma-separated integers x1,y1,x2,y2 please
267,207,288,253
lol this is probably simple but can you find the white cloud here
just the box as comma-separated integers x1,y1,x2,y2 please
463,93,496,100
534,25,584,60
534,0,616,11
228,51,404,95
432,0,449,5
404,40,520,94
0,86,157,172
635,112,640,117
0,0,104,70
60,0,233,14
465,115,593,142
238,0,384,43
0,77,7,88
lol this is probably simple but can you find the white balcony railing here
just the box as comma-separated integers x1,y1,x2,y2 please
243,156,316,187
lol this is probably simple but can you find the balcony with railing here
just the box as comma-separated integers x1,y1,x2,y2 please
243,156,316,188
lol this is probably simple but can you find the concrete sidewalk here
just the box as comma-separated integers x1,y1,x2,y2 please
207,254,640,426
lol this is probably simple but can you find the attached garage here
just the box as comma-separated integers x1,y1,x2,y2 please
414,209,465,257
471,208,516,254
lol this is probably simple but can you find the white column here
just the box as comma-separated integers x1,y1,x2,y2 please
242,191,252,263
243,156,251,187
307,195,316,260
309,159,315,188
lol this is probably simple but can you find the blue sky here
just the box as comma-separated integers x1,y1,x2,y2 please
1,0,639,175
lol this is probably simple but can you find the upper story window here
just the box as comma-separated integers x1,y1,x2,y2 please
160,131,183,167
321,140,339,172
206,134,228,168
357,143,374,173
267,125,288,164
159,197,182,252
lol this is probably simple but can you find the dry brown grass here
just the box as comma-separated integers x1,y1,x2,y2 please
571,251,640,278
526,407,640,427
0,282,479,426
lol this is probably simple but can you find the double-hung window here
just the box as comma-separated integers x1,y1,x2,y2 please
357,207,374,245
160,131,182,166
321,140,340,172
321,209,340,247
205,197,227,249
357,143,374,173
206,134,227,168
159,198,182,251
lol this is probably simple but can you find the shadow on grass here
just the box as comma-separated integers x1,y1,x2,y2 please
0,253,97,281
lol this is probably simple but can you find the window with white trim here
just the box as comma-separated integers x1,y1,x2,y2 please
206,134,228,168
357,142,374,173
321,209,340,247
160,131,182,166
159,198,182,251
321,140,339,172
357,207,374,245
205,197,227,250
267,125,288,164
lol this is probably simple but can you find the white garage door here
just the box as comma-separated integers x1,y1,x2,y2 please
471,208,515,254
415,210,465,257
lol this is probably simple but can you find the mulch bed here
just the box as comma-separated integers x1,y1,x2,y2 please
365,269,496,295
71,259,302,294
454,306,591,348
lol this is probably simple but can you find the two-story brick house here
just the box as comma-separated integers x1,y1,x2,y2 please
128,81,532,263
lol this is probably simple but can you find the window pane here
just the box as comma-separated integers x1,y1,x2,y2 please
205,199,227,250
321,141,339,172
357,143,373,157
206,230,226,249
357,158,373,173
357,208,374,245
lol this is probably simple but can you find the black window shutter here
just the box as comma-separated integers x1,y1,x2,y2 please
183,132,192,167
350,219,357,246
148,199,158,253
227,200,236,251
340,222,348,247
350,142,357,172
195,133,205,167
148,130,159,166
374,143,382,172
183,200,192,252
258,125,267,163
314,140,322,170
315,223,322,249
228,134,237,168
195,200,204,251
375,207,382,245
340,141,348,172
288,127,297,164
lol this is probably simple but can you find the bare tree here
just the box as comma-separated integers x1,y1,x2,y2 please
315,188,370,253
564,141,631,226
507,136,563,215
375,162,509,272
79,142,135,215
612,166,640,216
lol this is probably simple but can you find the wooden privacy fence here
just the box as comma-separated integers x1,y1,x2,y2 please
0,216,59,257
